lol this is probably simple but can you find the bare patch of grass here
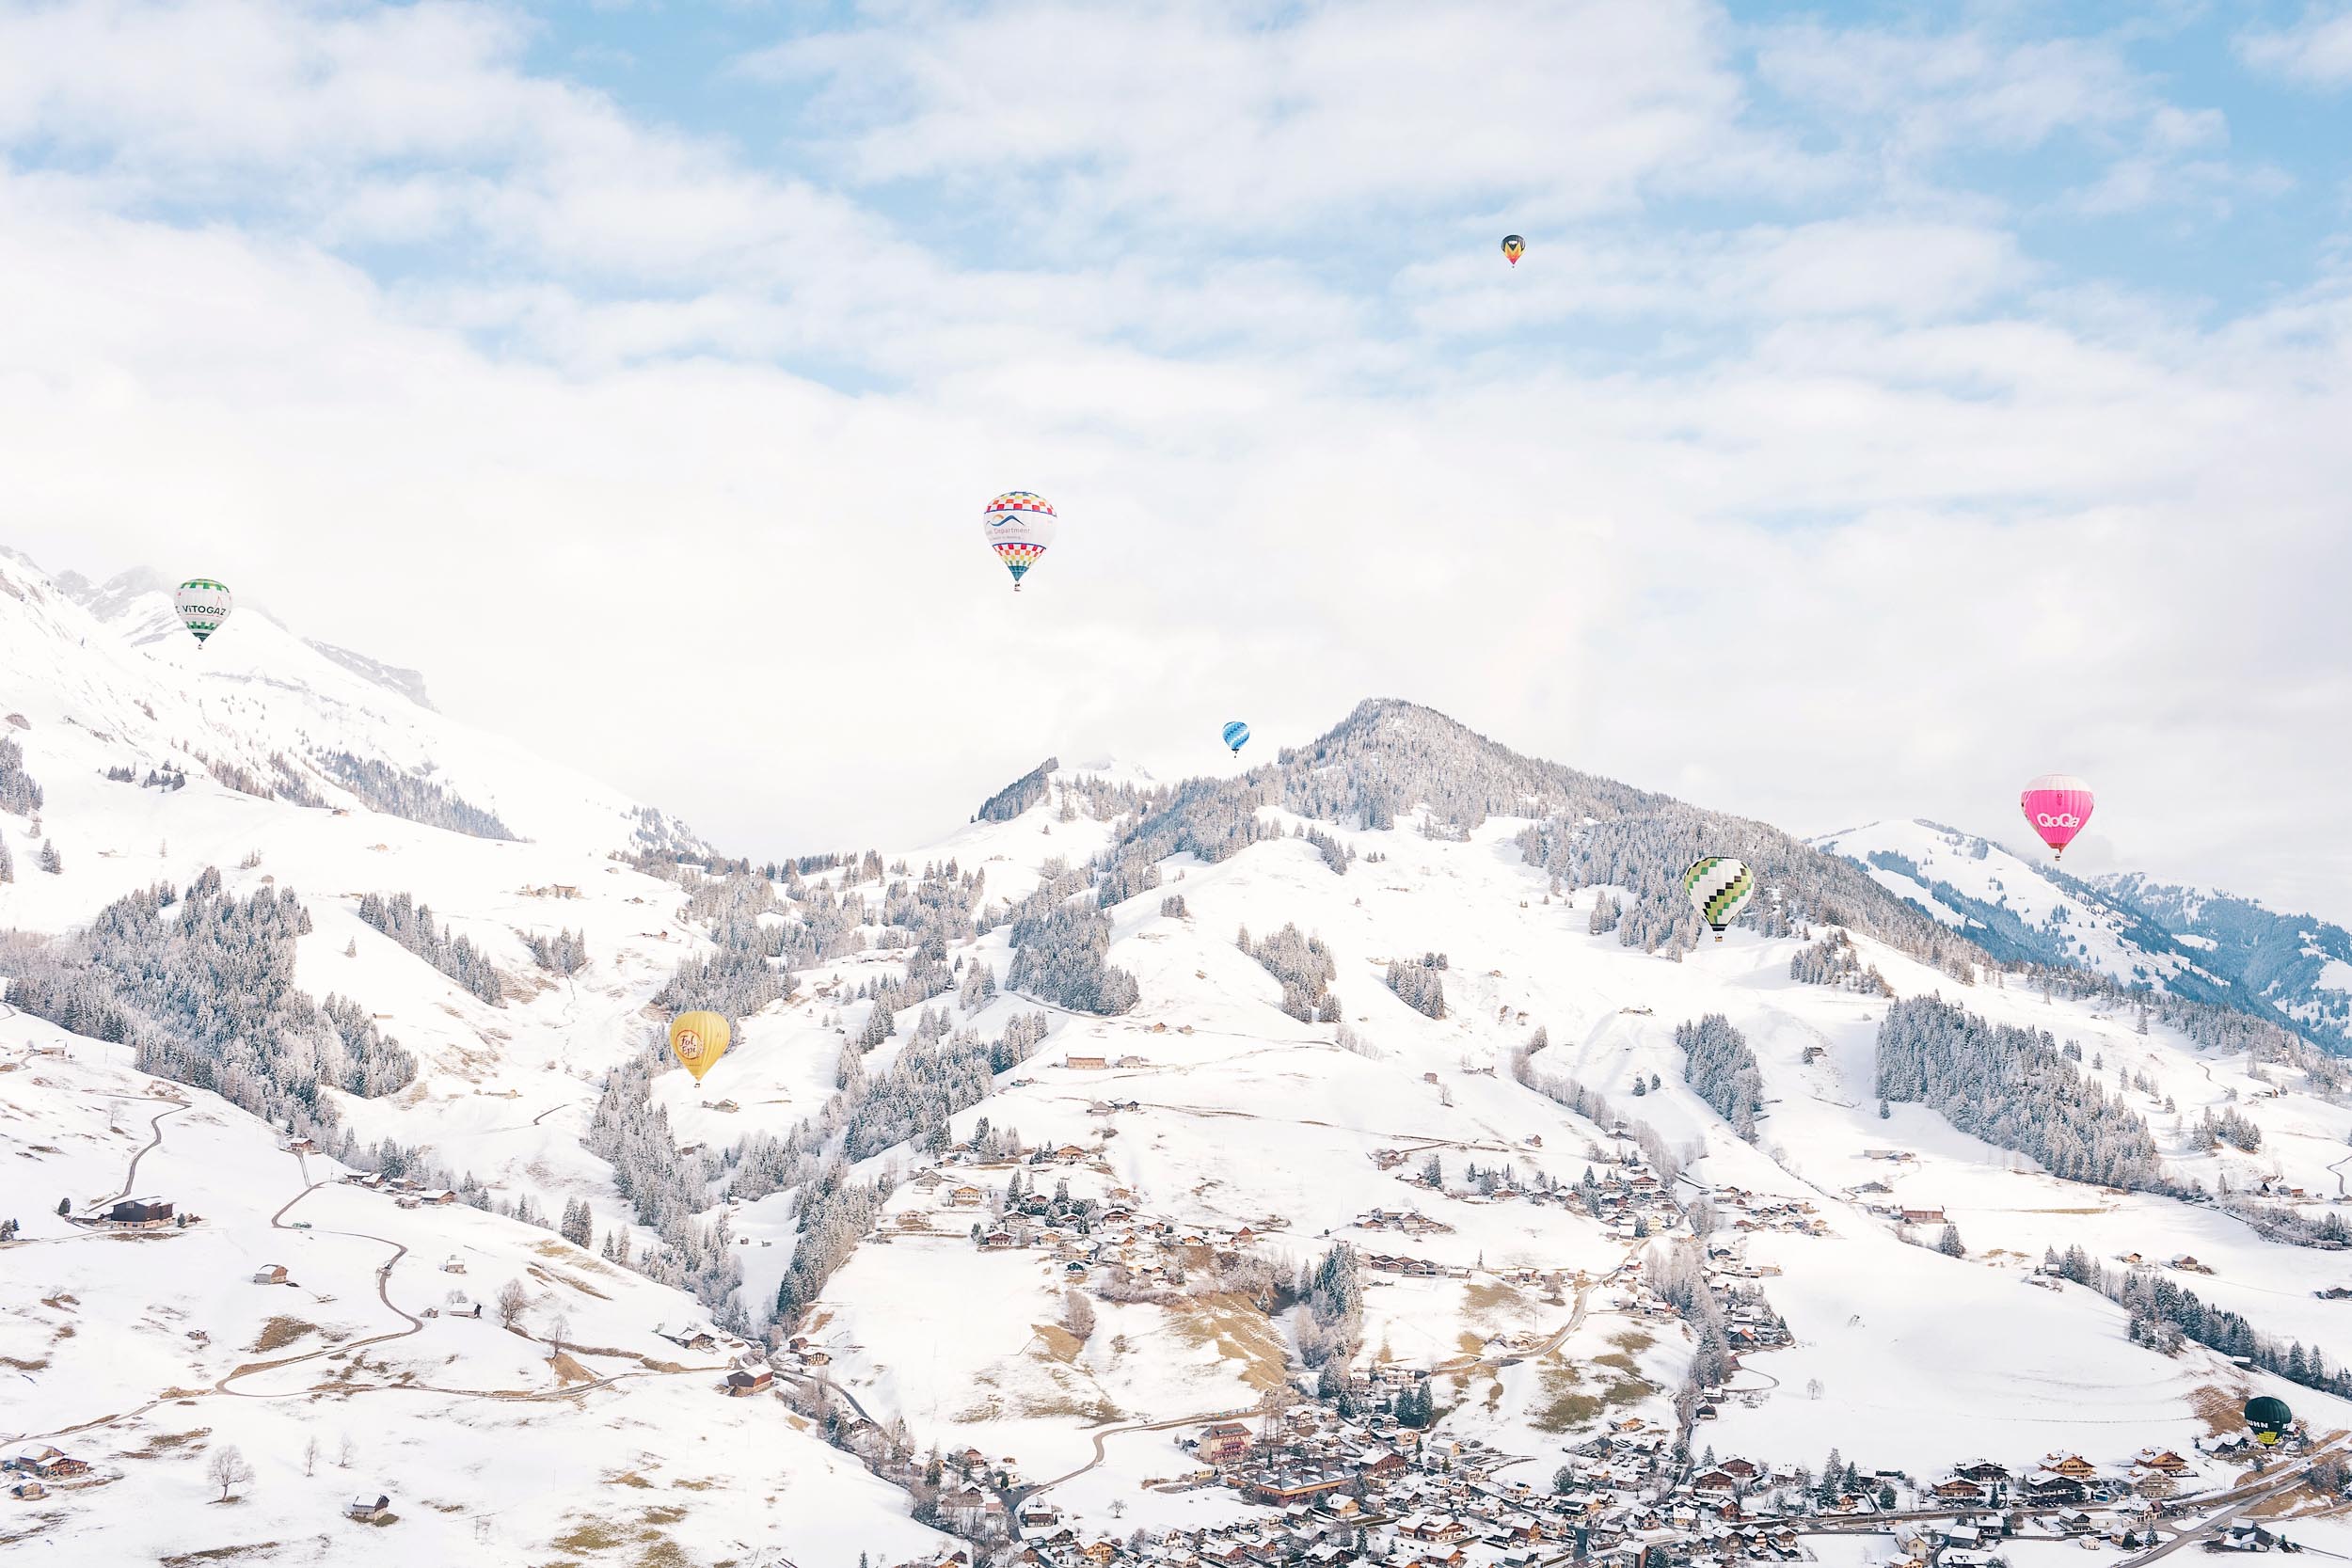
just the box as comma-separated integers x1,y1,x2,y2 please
1164,1291,1289,1391
549,1352,595,1386
1530,1358,1592,1433
551,1518,626,1553
527,1263,613,1302
250,1317,314,1354
1015,1390,1124,1423
2190,1384,2249,1436
605,1472,656,1490
1029,1324,1083,1364
158,1545,283,1565
1607,1329,1654,1354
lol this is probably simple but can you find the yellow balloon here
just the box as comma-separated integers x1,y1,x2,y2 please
668,1011,731,1083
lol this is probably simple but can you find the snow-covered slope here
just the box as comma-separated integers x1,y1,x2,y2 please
0,1019,946,1565
2102,873,2352,1056
772,769,2350,1522
1817,818,2349,1055
8,548,2349,1563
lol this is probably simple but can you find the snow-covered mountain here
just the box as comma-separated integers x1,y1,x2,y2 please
0,549,946,1563
1816,817,2352,1056
6,552,2350,1565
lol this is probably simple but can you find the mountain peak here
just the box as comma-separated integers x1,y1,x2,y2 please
305,638,437,712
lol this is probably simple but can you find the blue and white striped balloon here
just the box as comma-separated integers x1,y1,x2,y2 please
1221,721,1250,755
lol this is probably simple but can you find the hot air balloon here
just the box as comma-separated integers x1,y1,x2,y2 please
980,492,1058,591
1222,721,1249,756
175,578,233,647
2245,1395,2293,1447
1683,856,1755,942
2021,774,2095,859
667,1011,731,1083
1501,234,1525,266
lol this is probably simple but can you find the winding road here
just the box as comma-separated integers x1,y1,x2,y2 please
102,1098,187,1205
212,1180,421,1396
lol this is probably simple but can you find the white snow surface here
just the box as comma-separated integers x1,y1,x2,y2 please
4,551,2349,1560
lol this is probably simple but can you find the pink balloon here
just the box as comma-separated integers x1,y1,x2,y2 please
2021,774,2095,857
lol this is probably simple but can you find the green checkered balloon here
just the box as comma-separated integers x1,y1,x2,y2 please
1682,856,1755,941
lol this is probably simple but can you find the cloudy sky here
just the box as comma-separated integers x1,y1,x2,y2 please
5,0,2350,921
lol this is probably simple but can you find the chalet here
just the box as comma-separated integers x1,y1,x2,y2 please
285,1137,318,1155
2024,1472,2088,1505
947,1186,984,1208
1899,1207,1946,1226
441,1256,466,1275
1115,1055,1149,1069
253,1264,290,1285
724,1368,774,1398
2042,1454,2098,1481
1692,1472,1738,1501
1052,1145,1090,1163
8,1481,44,1501
1930,1480,1985,1504
5,1446,87,1480
1240,1467,1355,1506
346,1493,391,1522
980,1230,1015,1250
2170,1256,2214,1275
99,1196,174,1227
1065,1056,1108,1071
1199,1422,1253,1465
2132,1449,2189,1475
1953,1460,2010,1483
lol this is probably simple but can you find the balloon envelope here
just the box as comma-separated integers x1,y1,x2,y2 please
2021,774,2095,856
2245,1395,2292,1445
175,578,233,646
1222,721,1249,754
668,1011,732,1083
1683,856,1756,940
981,492,1058,590
1502,234,1525,265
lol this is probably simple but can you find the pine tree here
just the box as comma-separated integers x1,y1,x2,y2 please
1938,1224,1965,1258
38,838,61,874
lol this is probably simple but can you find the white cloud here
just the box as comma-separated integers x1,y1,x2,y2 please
2238,7,2352,87
749,0,1826,230
2,0,2350,927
